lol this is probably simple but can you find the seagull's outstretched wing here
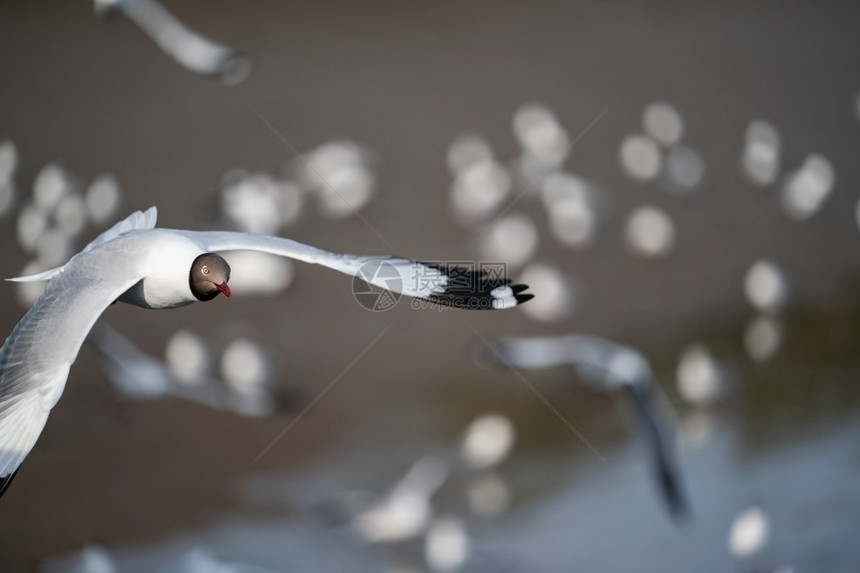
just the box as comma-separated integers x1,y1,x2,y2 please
0,244,144,489
179,231,533,309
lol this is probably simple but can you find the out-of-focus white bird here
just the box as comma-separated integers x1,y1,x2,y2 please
728,505,770,561
424,516,470,572
676,343,725,408
460,413,515,470
477,334,690,520
94,0,252,85
0,207,532,497
87,323,282,417
352,457,449,544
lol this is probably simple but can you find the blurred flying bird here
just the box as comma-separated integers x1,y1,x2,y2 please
351,457,449,544
0,207,532,497
87,323,285,417
477,334,690,521
94,0,252,85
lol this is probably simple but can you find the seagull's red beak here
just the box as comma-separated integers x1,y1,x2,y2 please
215,281,231,298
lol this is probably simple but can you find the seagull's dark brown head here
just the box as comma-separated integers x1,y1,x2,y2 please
190,253,231,301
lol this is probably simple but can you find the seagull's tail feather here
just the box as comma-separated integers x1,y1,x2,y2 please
0,468,19,499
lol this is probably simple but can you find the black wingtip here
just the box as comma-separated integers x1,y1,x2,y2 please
510,284,530,295
622,384,692,524
417,264,533,310
515,293,534,304
659,461,693,524
0,469,19,499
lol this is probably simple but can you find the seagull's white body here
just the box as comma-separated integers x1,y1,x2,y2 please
0,207,531,494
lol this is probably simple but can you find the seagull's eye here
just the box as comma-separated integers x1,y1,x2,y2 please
201,266,210,275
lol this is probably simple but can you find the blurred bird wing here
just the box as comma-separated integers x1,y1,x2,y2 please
622,384,689,520
88,323,230,410
481,336,572,369
485,335,652,388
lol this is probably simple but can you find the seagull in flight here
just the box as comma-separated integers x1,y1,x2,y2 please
0,207,532,497
478,334,689,520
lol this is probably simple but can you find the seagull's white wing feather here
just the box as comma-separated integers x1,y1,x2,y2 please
82,207,158,255
179,231,532,309
6,267,62,283
0,244,144,478
7,207,158,283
